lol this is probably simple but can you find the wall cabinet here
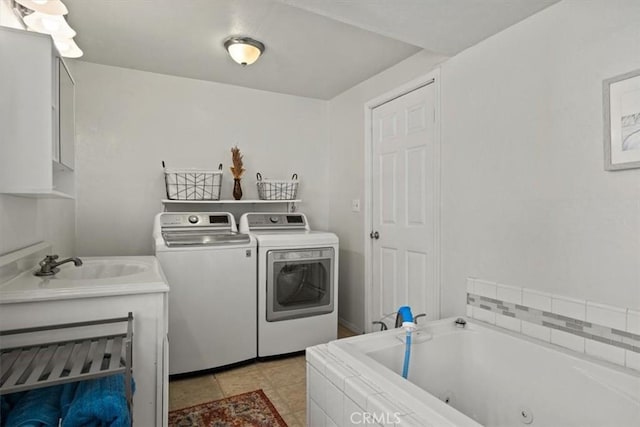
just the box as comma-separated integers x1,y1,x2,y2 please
0,27,75,198
58,59,76,170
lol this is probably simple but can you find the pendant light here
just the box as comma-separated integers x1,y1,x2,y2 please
23,11,76,38
15,0,83,58
53,35,83,58
15,0,68,16
224,37,265,66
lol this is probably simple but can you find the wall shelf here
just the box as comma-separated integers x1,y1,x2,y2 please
161,199,300,204
161,199,301,213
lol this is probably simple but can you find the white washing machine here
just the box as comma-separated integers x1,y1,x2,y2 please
153,212,257,375
239,212,338,357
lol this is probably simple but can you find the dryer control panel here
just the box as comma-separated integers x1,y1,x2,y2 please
239,213,309,232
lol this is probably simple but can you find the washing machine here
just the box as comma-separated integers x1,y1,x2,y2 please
239,212,338,357
153,212,257,375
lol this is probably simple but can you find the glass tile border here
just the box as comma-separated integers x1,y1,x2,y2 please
467,293,640,353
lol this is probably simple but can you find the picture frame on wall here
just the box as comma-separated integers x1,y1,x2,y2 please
603,68,640,171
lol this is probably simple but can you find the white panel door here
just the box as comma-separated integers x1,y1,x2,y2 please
370,83,438,330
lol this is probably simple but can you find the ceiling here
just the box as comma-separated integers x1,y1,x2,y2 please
64,0,559,100
282,0,559,56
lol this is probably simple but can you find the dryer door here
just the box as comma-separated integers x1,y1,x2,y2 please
266,248,334,322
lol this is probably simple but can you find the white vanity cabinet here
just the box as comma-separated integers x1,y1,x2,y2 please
0,27,75,198
0,250,170,426
0,291,169,426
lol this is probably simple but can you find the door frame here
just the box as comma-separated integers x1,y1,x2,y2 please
363,68,441,332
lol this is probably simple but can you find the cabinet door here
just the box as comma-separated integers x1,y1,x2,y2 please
58,59,75,170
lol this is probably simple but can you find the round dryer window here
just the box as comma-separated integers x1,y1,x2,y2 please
266,248,334,322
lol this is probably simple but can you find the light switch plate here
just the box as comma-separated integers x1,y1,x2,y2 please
351,199,360,212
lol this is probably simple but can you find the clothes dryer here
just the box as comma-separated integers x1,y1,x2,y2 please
239,212,338,357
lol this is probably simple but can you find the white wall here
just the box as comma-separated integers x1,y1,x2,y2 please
329,0,640,332
72,62,330,256
439,0,640,316
327,51,447,332
0,195,76,257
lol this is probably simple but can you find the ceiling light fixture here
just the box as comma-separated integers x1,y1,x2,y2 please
224,36,265,66
15,0,68,16
23,11,76,38
13,0,82,58
52,35,83,58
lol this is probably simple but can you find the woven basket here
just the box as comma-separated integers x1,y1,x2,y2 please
256,173,298,200
163,162,223,200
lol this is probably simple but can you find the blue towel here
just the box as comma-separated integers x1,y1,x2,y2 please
59,382,78,420
1,392,25,425
1,396,8,425
4,385,62,427
61,374,131,427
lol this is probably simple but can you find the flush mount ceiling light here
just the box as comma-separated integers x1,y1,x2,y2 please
15,0,68,16
224,36,265,66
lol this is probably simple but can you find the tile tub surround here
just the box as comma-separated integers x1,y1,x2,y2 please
466,278,640,370
307,323,487,427
307,344,452,427
313,319,640,427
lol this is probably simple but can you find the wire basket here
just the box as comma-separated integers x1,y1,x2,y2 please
163,162,223,200
256,173,299,200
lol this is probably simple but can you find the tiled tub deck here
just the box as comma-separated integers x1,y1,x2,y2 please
307,317,640,426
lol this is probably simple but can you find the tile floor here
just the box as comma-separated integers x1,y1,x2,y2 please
169,324,358,427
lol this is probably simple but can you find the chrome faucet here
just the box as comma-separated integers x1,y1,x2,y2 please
34,255,83,277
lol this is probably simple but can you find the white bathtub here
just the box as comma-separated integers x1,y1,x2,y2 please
307,318,640,427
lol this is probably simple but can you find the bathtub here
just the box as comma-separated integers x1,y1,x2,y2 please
307,317,640,426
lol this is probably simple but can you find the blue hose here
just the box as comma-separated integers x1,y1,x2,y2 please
402,330,412,379
398,306,414,379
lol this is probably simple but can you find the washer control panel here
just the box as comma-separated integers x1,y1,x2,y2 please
160,213,233,229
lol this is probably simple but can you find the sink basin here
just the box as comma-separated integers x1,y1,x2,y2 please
0,249,168,304
55,260,150,280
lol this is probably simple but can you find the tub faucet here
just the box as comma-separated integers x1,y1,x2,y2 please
395,306,415,328
34,255,83,277
455,318,467,328
372,321,388,331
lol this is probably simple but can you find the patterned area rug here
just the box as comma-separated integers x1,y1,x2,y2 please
168,389,288,427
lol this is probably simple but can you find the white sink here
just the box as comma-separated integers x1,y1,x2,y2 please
55,260,150,280
0,251,168,304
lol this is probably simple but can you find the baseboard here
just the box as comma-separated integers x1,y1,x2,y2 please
338,317,363,335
